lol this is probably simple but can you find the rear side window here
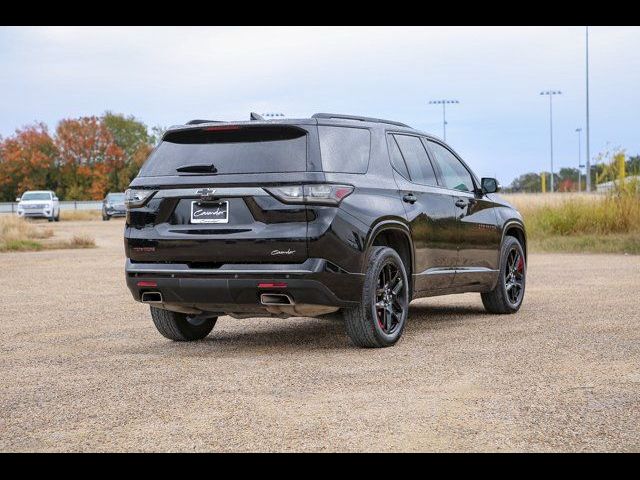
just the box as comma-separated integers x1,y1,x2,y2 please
318,126,370,174
139,126,308,176
387,134,410,179
393,134,438,186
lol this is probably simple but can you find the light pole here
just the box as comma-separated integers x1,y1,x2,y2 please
575,127,583,192
585,26,592,192
540,90,562,193
428,100,459,141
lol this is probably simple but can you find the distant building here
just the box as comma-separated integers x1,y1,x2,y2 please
596,175,640,193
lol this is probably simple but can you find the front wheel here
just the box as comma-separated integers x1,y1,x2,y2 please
150,306,217,341
481,236,526,314
343,246,409,348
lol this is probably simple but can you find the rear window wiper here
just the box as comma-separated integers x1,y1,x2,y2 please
176,164,218,174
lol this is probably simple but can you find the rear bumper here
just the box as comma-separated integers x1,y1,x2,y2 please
125,258,363,315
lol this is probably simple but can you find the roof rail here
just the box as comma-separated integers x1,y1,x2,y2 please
186,119,224,125
312,113,410,128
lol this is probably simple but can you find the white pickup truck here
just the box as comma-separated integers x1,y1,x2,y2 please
16,190,60,222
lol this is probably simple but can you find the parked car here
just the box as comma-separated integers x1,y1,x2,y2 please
102,192,126,221
124,113,527,348
16,190,60,222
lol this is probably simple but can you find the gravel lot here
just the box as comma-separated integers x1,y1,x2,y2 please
1,219,639,452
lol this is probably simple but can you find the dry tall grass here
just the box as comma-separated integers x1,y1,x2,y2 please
0,215,96,252
0,216,53,251
503,191,640,254
60,210,102,221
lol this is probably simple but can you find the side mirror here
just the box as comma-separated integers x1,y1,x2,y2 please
481,177,500,194
53,196,58,201
15,197,21,202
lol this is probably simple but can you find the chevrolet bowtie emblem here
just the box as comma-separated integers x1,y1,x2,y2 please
196,188,217,199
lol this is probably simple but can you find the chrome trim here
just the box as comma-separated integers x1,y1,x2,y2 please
127,266,315,275
454,267,499,274
418,267,498,276
260,293,295,306
154,187,267,199
141,291,163,303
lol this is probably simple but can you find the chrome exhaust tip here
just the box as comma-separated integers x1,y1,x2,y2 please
260,293,294,306
141,291,163,303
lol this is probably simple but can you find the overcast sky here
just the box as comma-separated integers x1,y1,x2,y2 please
1,26,639,184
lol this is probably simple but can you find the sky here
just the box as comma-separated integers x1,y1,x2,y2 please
1,26,639,185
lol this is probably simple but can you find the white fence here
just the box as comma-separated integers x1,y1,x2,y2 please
0,200,102,214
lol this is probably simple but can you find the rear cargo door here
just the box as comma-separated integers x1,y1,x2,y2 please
127,125,315,265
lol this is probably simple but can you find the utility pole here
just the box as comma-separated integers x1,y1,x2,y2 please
428,100,459,141
576,127,583,192
540,90,562,193
585,26,592,192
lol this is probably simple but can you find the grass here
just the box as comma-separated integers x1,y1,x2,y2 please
60,210,102,221
503,190,640,255
0,216,96,252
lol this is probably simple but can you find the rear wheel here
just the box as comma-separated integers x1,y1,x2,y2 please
343,246,409,348
150,306,217,341
481,236,526,314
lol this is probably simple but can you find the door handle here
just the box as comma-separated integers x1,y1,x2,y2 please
455,199,467,208
403,193,417,204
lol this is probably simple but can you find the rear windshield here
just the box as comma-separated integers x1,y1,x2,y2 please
139,126,308,176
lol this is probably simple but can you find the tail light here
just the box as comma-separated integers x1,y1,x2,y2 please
125,189,156,209
265,184,353,206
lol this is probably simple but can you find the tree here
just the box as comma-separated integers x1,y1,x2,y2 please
102,112,155,188
55,117,125,199
509,172,542,192
0,123,57,201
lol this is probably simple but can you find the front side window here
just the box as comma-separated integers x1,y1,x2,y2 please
427,141,475,192
393,134,438,186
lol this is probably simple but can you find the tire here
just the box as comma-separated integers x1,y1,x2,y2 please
343,246,409,348
54,211,60,222
47,215,54,222
102,212,110,221
150,306,217,341
481,236,526,314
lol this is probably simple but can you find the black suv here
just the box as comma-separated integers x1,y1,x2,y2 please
125,113,526,348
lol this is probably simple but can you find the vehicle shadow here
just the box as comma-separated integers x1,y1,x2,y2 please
127,302,489,356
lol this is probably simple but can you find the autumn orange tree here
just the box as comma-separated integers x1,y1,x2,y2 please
0,113,160,201
0,123,58,201
55,116,128,200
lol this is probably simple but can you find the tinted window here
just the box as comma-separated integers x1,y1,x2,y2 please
319,126,370,173
21,192,51,201
139,126,307,176
427,141,475,192
387,134,410,179
393,134,438,186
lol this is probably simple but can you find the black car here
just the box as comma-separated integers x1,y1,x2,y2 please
102,192,126,220
125,113,526,348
